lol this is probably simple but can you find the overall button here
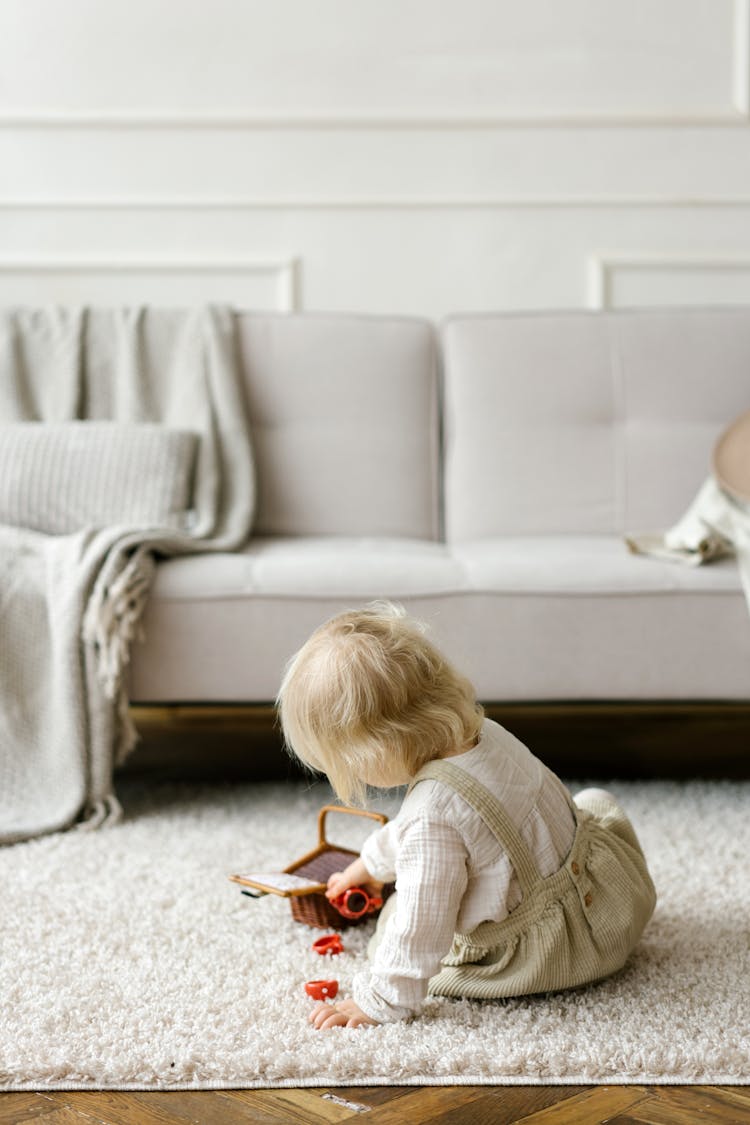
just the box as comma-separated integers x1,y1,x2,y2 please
584,892,593,908
571,861,580,876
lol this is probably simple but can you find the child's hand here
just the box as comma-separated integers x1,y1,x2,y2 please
325,857,383,901
326,870,354,900
309,998,378,1030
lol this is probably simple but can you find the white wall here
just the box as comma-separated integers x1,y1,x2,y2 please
2,0,749,317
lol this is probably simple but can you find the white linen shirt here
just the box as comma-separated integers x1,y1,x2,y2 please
352,718,576,1023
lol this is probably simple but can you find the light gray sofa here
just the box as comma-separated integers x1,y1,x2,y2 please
128,307,750,713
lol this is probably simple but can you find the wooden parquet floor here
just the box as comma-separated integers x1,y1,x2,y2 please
2,1085,750,1125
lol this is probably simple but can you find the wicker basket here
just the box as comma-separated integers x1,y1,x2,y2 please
284,805,392,930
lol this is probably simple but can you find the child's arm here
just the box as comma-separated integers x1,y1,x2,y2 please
311,816,470,1030
350,817,469,1024
326,818,396,900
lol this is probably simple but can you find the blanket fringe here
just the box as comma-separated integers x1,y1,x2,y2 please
82,543,156,768
76,793,123,832
116,679,141,767
83,544,156,701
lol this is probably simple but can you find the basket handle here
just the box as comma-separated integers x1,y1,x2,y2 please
317,804,388,848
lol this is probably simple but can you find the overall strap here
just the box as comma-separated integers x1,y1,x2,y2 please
410,759,543,899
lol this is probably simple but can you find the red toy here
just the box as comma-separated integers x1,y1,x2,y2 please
329,886,383,920
312,934,345,956
305,979,339,1001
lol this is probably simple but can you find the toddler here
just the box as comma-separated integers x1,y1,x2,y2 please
277,603,656,1030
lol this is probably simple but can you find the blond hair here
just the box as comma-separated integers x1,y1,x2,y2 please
276,603,484,806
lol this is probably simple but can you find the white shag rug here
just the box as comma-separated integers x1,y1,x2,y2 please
1,775,748,1090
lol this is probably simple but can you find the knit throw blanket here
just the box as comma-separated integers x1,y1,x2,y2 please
0,306,255,844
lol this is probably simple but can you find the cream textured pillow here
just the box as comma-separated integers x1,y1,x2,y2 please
0,422,199,534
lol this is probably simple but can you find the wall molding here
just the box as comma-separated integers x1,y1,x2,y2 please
0,256,301,311
3,196,750,211
1,2,747,131
0,110,747,131
588,252,750,309
735,0,750,115
1,0,748,133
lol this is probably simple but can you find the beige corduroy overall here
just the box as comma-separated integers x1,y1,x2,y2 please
371,760,657,1000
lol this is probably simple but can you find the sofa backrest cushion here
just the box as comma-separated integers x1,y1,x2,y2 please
442,309,750,539
237,313,439,539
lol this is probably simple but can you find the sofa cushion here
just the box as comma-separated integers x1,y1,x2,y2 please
442,309,750,540
129,537,463,702
145,536,464,599
450,536,742,594
236,313,439,539
129,535,749,704
616,311,750,531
